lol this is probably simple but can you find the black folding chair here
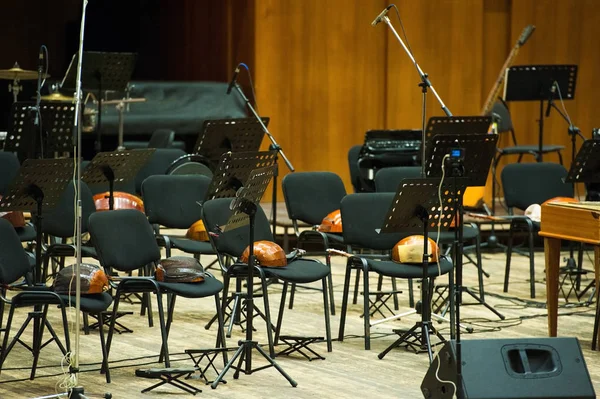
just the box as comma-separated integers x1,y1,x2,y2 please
501,162,573,298
202,198,332,358
88,209,226,375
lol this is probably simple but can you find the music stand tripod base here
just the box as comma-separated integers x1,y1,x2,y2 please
209,165,297,389
376,178,460,362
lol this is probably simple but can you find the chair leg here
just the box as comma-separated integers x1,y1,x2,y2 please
260,275,276,358
322,278,332,352
288,283,296,310
391,278,399,311
105,290,122,368
325,252,336,316
274,282,288,347
155,291,170,367
214,294,228,364
504,223,515,293
98,312,111,383
338,260,354,342
408,278,415,308
362,264,370,350
353,269,361,305
159,294,177,364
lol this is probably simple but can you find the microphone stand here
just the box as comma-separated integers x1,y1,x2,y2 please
378,14,452,177
69,1,93,398
34,51,43,159
547,100,586,277
232,82,295,236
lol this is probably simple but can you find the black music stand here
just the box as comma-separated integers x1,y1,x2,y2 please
567,140,600,184
376,178,460,362
6,101,77,160
40,102,77,155
425,133,499,398
203,150,277,336
194,118,268,167
504,65,578,161
82,149,155,210
0,158,74,283
5,102,38,161
565,139,600,299
62,51,137,153
205,151,277,200
210,165,297,389
424,134,503,318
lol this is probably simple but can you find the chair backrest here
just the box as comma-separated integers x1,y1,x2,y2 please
348,145,363,193
374,166,422,193
202,198,273,257
89,209,161,272
148,129,175,149
42,180,96,238
282,172,346,226
142,174,211,228
491,100,514,135
341,193,405,250
501,163,573,211
134,148,187,194
0,218,32,284
0,152,20,196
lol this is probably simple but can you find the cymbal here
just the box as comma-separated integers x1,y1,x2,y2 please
0,63,50,80
39,92,74,102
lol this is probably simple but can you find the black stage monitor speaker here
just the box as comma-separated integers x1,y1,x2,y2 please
421,338,595,399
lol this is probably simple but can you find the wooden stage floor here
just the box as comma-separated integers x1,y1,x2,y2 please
1,233,599,398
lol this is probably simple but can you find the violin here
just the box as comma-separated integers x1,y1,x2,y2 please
93,192,145,212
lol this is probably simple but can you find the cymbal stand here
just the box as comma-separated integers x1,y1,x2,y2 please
8,78,22,103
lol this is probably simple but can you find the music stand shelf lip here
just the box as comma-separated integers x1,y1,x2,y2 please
425,116,493,142
503,64,578,102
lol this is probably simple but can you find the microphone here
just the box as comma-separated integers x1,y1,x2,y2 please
371,5,393,27
226,66,240,95
545,82,556,118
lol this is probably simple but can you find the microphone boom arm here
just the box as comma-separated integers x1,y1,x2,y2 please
232,82,294,172
380,15,452,117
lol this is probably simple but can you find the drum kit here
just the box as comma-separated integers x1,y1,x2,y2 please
0,61,145,144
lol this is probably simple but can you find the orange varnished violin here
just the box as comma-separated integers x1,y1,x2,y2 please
93,192,145,212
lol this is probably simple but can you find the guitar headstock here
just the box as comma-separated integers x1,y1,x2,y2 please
518,24,536,47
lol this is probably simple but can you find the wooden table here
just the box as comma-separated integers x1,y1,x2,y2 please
540,202,600,347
